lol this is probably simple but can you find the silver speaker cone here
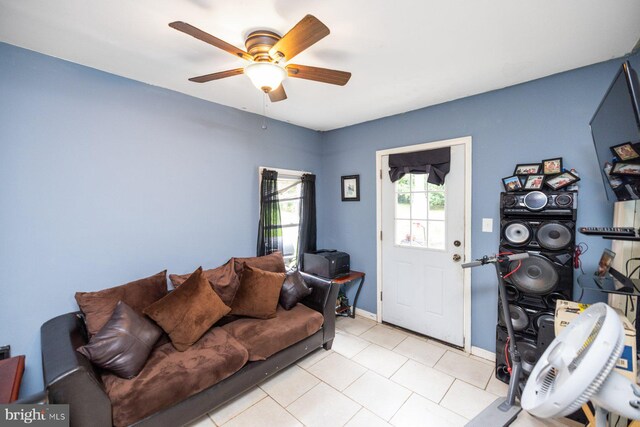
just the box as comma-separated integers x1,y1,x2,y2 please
509,254,559,295
536,222,572,250
504,222,531,245
518,341,538,374
509,304,529,331
523,191,548,211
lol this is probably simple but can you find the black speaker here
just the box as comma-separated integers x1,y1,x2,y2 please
500,191,577,220
498,300,554,336
495,326,539,384
501,219,575,251
499,246,573,307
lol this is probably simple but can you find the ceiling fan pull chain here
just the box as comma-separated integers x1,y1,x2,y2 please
262,92,268,130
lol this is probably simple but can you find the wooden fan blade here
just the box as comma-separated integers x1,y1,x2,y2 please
169,21,252,61
286,64,351,86
268,15,329,62
188,68,244,83
268,84,287,102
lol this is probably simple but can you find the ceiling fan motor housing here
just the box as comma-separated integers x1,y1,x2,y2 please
245,30,281,62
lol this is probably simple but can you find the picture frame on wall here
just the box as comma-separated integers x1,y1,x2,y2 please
502,175,523,192
542,157,563,175
544,171,580,190
513,163,541,175
610,142,640,161
524,174,545,190
341,175,360,201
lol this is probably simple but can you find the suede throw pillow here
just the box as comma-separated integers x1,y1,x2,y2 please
77,301,162,379
144,267,231,351
169,258,240,306
75,270,168,337
279,270,313,310
231,265,285,319
234,251,286,275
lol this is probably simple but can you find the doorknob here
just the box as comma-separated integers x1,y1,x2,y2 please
452,254,461,262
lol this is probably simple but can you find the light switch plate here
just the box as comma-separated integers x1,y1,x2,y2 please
482,218,493,233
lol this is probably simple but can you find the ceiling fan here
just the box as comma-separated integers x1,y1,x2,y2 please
169,15,351,102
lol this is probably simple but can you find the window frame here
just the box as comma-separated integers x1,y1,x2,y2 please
393,173,447,251
258,166,310,266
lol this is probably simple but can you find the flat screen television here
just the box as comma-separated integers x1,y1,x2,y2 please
590,60,640,201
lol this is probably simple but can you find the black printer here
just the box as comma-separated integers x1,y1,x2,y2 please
303,250,350,279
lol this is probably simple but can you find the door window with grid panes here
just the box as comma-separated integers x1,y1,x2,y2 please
394,174,445,249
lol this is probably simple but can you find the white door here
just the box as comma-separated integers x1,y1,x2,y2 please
381,144,466,347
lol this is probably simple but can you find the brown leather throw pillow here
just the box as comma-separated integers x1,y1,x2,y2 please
279,270,313,310
144,267,231,351
77,301,162,379
75,270,168,337
234,251,286,275
169,258,240,306
231,265,285,319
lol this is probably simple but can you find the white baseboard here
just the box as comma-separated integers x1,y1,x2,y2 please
354,308,378,321
471,346,496,362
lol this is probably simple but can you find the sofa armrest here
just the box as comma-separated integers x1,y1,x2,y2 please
299,273,340,345
41,312,112,427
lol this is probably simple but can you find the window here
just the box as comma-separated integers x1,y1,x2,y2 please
395,174,445,249
259,168,305,268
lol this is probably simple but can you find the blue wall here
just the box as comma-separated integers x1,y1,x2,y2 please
0,43,322,396
317,52,640,351
2,39,637,395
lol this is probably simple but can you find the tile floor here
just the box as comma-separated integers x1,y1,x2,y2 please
187,315,581,427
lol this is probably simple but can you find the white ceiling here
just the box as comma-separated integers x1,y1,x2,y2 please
1,1,639,131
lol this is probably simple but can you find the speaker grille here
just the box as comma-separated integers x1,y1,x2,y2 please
536,222,572,250
509,254,559,295
503,222,531,246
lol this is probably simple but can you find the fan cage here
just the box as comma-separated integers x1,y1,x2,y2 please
568,317,604,373
561,324,624,416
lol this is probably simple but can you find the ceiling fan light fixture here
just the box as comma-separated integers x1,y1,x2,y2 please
244,62,286,93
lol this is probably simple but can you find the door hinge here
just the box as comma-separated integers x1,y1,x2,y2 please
380,230,383,241
379,169,382,179
380,291,383,301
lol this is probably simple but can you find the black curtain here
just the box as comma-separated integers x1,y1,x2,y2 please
297,173,317,270
388,147,451,185
257,169,283,256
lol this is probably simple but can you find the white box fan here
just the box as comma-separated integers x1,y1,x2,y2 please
522,303,640,424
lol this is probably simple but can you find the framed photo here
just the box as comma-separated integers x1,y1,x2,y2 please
502,175,523,192
341,175,360,201
523,174,545,190
544,171,580,190
603,162,624,188
595,249,616,278
610,142,640,161
542,157,563,175
513,163,541,175
610,162,640,176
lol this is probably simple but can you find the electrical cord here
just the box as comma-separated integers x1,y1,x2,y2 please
574,242,588,273
625,257,640,277
505,336,511,374
498,251,522,279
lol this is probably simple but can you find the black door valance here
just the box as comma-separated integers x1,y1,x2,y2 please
388,147,451,185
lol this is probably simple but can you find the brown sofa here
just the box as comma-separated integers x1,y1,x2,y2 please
40,273,339,427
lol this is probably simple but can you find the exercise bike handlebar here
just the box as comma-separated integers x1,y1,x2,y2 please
461,252,529,269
